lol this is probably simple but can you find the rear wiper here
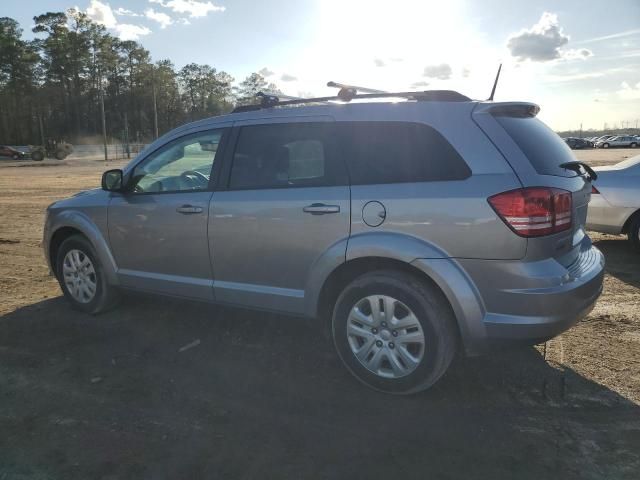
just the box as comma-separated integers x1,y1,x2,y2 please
559,161,598,181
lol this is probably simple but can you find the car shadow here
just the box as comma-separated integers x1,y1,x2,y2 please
593,237,640,289
1,296,639,479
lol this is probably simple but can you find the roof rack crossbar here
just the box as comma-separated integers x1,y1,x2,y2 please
231,90,470,112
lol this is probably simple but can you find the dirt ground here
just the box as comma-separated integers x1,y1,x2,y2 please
0,149,639,479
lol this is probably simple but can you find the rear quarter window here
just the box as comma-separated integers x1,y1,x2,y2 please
337,121,471,185
494,115,577,177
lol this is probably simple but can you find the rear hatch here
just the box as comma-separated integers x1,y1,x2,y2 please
473,102,592,267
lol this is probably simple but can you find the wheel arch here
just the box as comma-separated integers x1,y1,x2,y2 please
312,255,487,355
47,211,119,285
621,208,640,234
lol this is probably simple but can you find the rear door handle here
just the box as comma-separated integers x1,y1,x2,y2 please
176,205,203,214
303,203,340,215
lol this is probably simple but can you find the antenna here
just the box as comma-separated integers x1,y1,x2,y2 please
487,63,502,101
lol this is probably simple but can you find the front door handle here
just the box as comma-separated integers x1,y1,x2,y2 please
303,203,340,215
176,205,203,214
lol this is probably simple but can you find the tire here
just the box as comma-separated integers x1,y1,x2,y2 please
602,143,610,148
628,214,640,253
31,151,44,161
631,143,637,148
12,153,19,160
55,235,119,314
55,150,66,160
331,270,457,394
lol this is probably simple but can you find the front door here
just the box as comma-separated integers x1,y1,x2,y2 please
108,128,227,300
209,121,350,314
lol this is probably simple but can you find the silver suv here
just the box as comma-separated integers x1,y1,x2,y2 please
43,91,604,394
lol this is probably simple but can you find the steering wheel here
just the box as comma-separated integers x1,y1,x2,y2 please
180,170,209,188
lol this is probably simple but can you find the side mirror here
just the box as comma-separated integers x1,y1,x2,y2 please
102,169,124,191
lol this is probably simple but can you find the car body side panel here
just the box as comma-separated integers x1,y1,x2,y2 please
586,168,640,234
44,189,119,285
350,175,525,260
587,195,636,234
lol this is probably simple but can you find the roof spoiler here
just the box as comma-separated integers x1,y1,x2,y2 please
474,102,540,118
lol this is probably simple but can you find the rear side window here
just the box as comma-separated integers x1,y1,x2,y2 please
494,116,576,177
337,122,470,185
229,123,347,189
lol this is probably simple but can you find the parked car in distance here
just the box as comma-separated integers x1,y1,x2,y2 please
587,155,640,251
0,145,25,159
595,135,639,148
43,91,604,394
564,137,593,149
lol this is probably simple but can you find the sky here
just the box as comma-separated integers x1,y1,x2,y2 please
4,0,640,131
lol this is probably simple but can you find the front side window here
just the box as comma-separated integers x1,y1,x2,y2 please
130,129,224,193
229,123,346,189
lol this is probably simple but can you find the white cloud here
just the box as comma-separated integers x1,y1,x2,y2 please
178,17,190,25
149,0,225,18
507,12,569,62
258,67,274,77
374,58,385,67
423,63,452,80
145,8,173,28
114,24,152,40
280,73,297,82
562,48,593,60
618,81,640,100
86,0,117,28
86,0,151,40
411,80,430,89
114,7,141,17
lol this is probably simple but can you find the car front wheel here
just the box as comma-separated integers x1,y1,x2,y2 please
56,235,119,314
332,270,457,394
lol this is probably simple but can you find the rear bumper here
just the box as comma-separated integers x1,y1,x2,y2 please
465,242,604,353
413,240,605,355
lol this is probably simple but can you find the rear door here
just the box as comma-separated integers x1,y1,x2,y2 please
473,103,592,267
209,118,350,314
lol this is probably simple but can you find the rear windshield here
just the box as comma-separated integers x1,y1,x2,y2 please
494,115,577,177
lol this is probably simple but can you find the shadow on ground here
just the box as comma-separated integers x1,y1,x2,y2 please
1,296,639,479
593,237,640,289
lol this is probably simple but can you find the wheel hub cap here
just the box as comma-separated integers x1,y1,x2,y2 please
347,295,425,379
62,249,97,304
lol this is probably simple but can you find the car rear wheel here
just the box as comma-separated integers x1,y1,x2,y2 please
56,235,119,314
332,270,457,394
628,215,640,253
602,143,610,148
631,142,638,148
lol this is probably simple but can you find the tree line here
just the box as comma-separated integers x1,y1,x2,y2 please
0,9,281,145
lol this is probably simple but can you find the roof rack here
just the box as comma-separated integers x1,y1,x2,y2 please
231,83,471,113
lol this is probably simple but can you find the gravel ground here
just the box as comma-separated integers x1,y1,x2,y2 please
0,149,638,479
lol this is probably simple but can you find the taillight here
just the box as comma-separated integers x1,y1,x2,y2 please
591,186,599,194
488,187,572,237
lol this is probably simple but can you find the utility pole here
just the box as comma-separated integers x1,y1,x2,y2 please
152,65,159,140
100,86,107,163
38,113,45,146
123,111,130,159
